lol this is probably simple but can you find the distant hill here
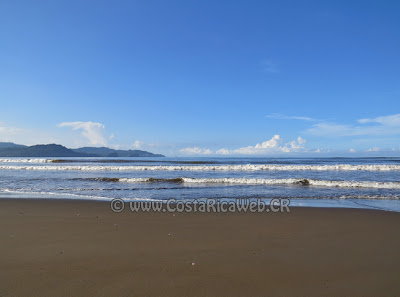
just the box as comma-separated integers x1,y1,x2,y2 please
73,147,165,157
0,142,164,157
0,142,26,149
0,144,94,157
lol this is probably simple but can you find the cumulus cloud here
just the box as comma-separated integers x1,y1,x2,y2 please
214,135,307,155
179,147,213,155
284,137,307,150
232,135,283,154
132,140,145,149
232,135,306,154
58,121,107,146
216,148,230,155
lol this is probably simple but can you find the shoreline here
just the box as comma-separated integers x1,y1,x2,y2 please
1,199,400,296
1,192,400,213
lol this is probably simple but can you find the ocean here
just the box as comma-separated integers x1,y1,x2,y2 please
1,157,400,212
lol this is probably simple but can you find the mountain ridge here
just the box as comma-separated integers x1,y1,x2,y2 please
0,142,165,157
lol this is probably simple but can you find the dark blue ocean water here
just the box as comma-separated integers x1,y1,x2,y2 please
1,157,400,211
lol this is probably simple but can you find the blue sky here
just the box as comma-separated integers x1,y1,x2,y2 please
0,0,399,156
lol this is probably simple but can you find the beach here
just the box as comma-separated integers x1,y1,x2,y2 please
1,199,399,297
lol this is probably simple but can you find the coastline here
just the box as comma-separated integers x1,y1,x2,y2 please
2,190,400,212
1,199,399,297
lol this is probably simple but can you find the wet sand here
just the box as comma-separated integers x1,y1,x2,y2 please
0,199,399,297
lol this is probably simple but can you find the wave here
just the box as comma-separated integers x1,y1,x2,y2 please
0,158,217,165
0,188,161,202
0,159,51,163
83,177,400,189
51,159,219,164
86,177,185,183
2,164,400,171
0,188,110,201
1,188,399,202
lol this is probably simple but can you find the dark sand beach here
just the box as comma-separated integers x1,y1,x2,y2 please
1,199,399,297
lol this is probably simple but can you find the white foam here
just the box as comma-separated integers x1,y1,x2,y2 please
186,178,400,189
114,177,400,189
119,178,152,182
0,159,52,163
1,164,400,171
0,188,109,200
0,188,161,202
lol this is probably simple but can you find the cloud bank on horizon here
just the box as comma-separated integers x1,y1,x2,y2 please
1,113,400,155
163,113,400,156
180,135,307,156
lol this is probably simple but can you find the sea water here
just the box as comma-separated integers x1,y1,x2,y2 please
1,157,400,212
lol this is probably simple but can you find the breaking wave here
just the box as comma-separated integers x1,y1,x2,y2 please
0,159,51,163
2,164,400,171
50,159,218,164
86,177,185,183
0,188,161,202
0,159,219,164
85,177,400,189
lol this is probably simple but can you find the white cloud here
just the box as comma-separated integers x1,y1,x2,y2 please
58,121,107,146
110,141,166,155
233,135,283,154
216,148,230,155
286,137,307,150
266,113,318,122
214,135,307,155
132,140,144,149
349,148,356,153
358,114,400,126
179,147,213,155
306,114,400,137
366,147,380,152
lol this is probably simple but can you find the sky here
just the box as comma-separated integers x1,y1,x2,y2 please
0,0,399,156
